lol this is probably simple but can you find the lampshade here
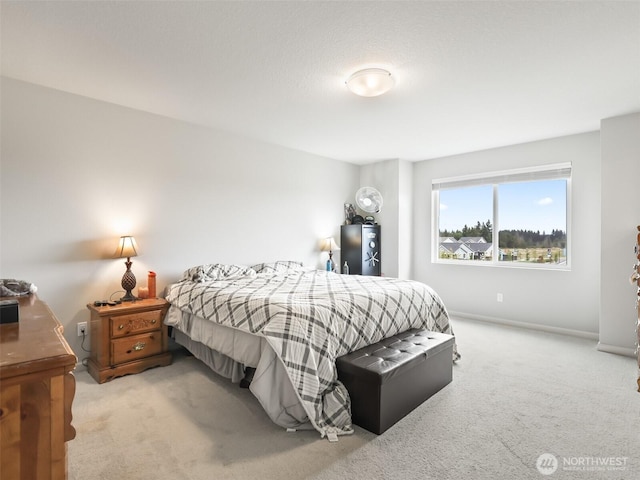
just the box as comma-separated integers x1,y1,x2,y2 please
346,68,395,97
320,237,340,252
114,236,138,259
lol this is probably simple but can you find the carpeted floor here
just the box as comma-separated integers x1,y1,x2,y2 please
68,318,639,480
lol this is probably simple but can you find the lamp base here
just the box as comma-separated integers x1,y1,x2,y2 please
121,291,137,302
121,260,137,302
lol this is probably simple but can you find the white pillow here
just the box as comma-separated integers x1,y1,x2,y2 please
251,260,304,275
181,264,257,282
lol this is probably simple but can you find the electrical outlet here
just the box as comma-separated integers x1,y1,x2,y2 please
497,293,503,303
77,321,88,336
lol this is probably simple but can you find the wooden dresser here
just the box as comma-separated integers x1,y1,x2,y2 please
0,296,77,480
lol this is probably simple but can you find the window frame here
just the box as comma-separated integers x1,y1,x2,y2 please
431,162,572,270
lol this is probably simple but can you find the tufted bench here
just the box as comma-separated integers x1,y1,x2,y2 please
336,329,454,434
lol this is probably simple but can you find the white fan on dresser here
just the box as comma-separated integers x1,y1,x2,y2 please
355,186,383,214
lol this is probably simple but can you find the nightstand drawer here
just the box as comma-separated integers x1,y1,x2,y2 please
110,309,163,338
111,332,162,364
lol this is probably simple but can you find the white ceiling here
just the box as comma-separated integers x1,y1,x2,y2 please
2,1,639,165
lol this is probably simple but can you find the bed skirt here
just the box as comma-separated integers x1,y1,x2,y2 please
168,307,312,430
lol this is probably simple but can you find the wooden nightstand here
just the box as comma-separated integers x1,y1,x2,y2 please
86,298,171,383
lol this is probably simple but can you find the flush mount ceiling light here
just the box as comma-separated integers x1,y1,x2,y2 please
346,68,395,97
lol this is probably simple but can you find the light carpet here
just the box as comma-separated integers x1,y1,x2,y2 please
68,318,639,480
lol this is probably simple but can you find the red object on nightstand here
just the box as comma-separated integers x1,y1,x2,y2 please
148,271,156,298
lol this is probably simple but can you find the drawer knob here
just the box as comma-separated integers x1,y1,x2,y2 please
118,324,124,330
152,319,157,324
132,341,146,351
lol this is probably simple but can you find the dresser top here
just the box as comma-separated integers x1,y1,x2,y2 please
0,295,76,379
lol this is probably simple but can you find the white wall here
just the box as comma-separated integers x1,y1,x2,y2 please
599,112,640,354
412,132,602,336
0,78,359,357
359,160,397,278
397,160,413,280
359,158,413,279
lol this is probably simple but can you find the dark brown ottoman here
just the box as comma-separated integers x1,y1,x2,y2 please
336,329,454,434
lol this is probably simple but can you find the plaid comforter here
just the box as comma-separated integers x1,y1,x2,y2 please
166,269,454,437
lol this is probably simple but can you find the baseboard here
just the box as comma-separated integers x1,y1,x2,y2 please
596,342,637,358
453,311,636,359
449,310,599,341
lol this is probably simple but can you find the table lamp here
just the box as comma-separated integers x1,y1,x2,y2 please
115,235,138,301
320,237,340,272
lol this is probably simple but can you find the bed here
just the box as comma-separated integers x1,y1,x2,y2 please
165,261,457,438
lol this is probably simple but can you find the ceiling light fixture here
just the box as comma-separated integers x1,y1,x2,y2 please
346,68,395,97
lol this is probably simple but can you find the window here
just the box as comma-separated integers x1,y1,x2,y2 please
432,163,571,268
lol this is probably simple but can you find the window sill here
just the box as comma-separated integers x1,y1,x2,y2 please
433,259,571,272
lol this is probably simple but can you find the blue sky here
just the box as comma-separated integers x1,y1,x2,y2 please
439,179,567,234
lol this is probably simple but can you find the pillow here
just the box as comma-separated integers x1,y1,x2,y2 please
251,260,304,275
181,264,257,282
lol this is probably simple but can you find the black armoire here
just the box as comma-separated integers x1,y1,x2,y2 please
340,224,381,276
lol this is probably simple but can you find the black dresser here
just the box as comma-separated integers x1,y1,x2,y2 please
340,224,381,276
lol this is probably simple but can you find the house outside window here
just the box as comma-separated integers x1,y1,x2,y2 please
432,163,571,269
